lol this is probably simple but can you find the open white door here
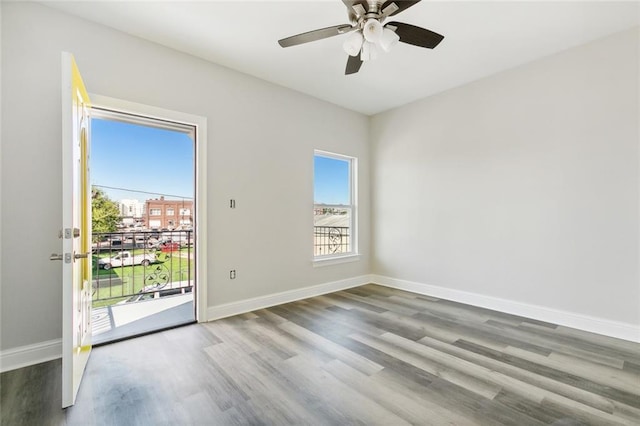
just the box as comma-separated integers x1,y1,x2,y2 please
60,52,92,408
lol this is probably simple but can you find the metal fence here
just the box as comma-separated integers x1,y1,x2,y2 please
92,230,194,307
314,226,350,256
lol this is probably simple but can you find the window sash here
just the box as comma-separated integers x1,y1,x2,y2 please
313,204,354,257
313,150,357,259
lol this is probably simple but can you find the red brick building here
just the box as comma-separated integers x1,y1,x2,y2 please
145,196,193,229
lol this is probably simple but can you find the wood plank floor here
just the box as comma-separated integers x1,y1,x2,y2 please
2,284,639,425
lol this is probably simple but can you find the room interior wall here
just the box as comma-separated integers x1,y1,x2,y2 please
0,2,371,353
371,28,639,331
2,2,638,361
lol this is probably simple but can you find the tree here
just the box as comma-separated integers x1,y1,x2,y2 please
92,187,120,234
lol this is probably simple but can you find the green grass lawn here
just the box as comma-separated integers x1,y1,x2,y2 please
91,248,194,308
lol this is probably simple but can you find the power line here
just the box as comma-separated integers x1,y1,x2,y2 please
93,184,193,200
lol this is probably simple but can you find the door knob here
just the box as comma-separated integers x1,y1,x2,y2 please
50,253,64,261
74,252,90,259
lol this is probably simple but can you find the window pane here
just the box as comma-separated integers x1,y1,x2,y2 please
314,155,350,205
314,207,351,256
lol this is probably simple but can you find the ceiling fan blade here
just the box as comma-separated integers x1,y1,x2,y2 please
345,55,363,75
381,0,421,17
386,21,444,49
278,24,354,48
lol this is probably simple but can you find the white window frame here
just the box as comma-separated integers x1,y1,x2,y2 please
313,150,359,265
166,208,175,216
149,208,161,216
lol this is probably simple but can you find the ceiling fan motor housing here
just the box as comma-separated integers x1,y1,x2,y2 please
366,0,383,15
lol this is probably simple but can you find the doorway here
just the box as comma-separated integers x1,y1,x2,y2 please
89,107,198,344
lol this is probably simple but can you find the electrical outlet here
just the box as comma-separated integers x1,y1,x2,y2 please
230,270,236,279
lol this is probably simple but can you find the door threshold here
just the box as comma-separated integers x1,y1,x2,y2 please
93,320,197,347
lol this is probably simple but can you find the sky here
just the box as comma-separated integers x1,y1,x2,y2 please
92,117,350,206
90,118,194,203
314,155,350,205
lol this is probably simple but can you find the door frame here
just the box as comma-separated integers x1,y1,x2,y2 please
89,94,208,322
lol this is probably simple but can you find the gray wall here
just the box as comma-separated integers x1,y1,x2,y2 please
0,3,371,351
2,2,638,353
371,28,639,326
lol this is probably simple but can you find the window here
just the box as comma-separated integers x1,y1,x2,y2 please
166,208,175,216
149,208,161,216
179,208,191,216
314,150,356,259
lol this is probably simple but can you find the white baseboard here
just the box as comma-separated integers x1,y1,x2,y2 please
0,339,62,373
207,274,374,321
372,275,640,343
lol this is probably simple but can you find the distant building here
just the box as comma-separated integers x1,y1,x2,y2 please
118,199,145,218
145,196,193,229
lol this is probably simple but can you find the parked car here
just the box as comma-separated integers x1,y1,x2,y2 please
160,231,189,244
98,251,156,270
146,238,160,249
160,242,180,252
114,237,140,249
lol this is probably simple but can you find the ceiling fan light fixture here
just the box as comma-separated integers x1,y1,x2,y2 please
361,41,378,62
362,19,383,43
379,27,400,52
342,30,364,57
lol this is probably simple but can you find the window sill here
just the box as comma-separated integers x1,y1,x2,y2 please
313,254,361,267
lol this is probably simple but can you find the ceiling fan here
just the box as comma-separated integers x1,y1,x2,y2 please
278,0,444,75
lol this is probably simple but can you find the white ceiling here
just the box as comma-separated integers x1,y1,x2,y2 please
43,1,639,115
